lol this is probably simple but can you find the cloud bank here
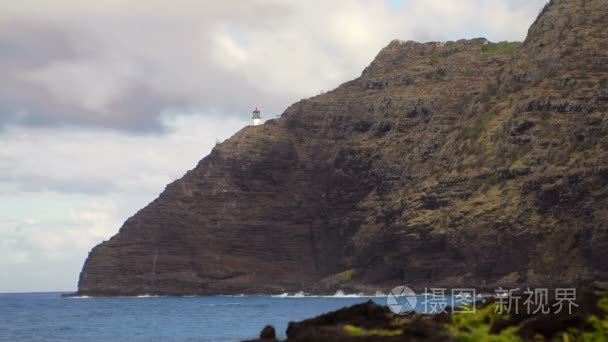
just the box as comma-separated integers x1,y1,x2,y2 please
1,0,545,132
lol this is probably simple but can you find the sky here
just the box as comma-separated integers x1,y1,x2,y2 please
0,0,548,292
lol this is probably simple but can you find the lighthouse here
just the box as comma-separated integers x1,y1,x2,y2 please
252,107,262,126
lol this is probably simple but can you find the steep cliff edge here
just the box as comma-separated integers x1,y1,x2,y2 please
77,0,608,296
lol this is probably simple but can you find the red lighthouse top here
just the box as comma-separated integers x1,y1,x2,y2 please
253,107,260,113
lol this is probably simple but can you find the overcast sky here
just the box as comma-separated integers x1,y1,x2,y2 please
0,0,548,292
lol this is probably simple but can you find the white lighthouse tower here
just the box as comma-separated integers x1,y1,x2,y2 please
252,107,262,126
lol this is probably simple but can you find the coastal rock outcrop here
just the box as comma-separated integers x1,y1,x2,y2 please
77,0,608,296
245,293,608,341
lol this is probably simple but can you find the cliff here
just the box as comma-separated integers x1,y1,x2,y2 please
77,0,608,296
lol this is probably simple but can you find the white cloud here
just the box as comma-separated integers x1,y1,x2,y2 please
211,33,250,71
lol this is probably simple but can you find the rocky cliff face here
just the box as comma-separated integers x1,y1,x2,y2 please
78,0,608,295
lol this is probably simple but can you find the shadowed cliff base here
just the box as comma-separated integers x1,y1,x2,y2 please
77,0,608,296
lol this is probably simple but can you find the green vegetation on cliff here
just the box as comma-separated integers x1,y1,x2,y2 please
481,41,523,57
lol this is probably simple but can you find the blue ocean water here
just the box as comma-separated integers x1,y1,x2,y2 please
0,292,392,341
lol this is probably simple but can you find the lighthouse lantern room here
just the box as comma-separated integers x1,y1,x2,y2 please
252,107,262,126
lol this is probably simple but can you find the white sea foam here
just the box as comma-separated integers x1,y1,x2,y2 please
67,291,386,299
271,290,383,298
327,290,362,298
271,292,291,298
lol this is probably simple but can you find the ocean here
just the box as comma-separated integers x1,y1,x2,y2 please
0,292,392,341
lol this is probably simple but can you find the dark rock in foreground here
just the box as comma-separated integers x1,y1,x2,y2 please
283,301,449,341
246,292,608,341
77,0,608,296
259,325,277,341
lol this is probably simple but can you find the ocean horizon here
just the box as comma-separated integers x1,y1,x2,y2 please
0,291,394,341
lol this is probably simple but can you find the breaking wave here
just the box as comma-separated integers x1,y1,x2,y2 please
271,290,386,298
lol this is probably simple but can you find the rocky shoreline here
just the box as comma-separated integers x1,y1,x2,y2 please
245,292,608,341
